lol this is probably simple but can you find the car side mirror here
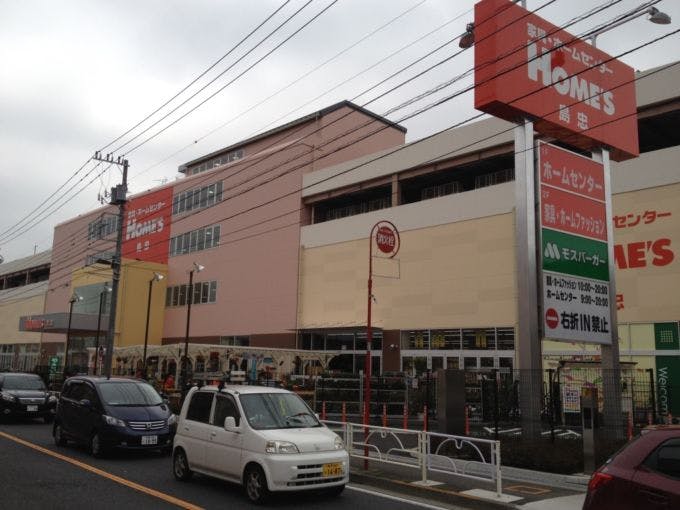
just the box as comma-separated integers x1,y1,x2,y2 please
224,416,240,432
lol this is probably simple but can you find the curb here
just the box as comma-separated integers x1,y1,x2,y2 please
350,471,515,510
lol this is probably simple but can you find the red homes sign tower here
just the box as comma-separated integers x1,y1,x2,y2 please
474,0,638,161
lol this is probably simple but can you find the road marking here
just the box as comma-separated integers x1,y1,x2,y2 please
0,431,203,510
505,485,552,495
347,484,453,510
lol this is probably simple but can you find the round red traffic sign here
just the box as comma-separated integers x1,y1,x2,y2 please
545,308,559,329
376,225,397,254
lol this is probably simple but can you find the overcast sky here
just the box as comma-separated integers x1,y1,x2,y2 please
0,0,678,263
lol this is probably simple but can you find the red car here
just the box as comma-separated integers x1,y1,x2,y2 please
583,425,680,510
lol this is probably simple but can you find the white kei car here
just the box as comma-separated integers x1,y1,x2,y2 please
172,385,348,504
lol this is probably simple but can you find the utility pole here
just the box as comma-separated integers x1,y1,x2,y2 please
92,151,128,379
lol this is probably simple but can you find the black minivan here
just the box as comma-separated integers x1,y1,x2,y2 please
53,376,176,457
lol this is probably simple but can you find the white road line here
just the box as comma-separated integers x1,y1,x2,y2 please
347,484,457,510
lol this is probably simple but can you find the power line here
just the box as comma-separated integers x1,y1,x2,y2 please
0,0,320,247
5,0,634,273
120,0,340,157
27,40,679,307
97,1,293,154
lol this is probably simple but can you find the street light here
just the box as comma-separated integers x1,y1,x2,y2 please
181,262,204,398
587,4,672,45
93,283,112,376
143,272,164,376
457,2,672,48
63,293,83,379
459,22,474,49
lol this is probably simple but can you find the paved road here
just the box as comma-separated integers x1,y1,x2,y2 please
0,419,467,510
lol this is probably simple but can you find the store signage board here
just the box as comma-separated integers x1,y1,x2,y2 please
541,229,609,281
542,271,611,344
474,0,638,161
538,141,613,344
540,185,607,241
538,142,605,200
122,187,173,264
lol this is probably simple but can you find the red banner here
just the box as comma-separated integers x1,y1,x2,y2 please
540,185,607,241
474,0,638,161
538,142,605,200
122,187,172,264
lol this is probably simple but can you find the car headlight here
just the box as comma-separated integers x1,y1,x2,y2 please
103,415,126,427
265,440,299,454
167,414,177,426
1,393,16,403
333,436,344,450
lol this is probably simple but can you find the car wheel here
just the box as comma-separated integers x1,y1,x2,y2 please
326,484,345,497
173,449,193,481
244,465,270,505
89,432,106,458
53,423,67,446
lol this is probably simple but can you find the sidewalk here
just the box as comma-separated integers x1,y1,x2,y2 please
348,457,589,510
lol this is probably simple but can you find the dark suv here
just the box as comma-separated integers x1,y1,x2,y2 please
0,372,56,423
53,376,177,457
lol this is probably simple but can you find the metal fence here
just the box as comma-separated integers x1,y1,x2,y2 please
323,420,502,497
309,368,677,437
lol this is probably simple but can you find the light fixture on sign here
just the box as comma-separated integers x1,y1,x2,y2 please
459,22,475,48
649,7,671,25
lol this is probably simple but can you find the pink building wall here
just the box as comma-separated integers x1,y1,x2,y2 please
45,102,406,350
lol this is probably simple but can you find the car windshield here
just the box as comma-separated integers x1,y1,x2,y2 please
239,392,320,430
99,381,162,406
2,375,46,391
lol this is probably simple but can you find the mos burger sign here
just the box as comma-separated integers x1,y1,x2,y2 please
474,0,638,161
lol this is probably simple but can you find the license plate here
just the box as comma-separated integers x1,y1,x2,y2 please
26,405,38,412
322,463,343,477
141,435,158,445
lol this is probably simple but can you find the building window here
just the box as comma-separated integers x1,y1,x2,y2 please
421,181,460,200
219,336,250,346
169,224,220,257
165,281,218,307
496,328,515,350
463,328,494,350
188,149,244,176
172,180,223,215
85,251,115,266
402,330,429,349
474,168,514,189
325,197,390,221
87,215,119,240
499,357,514,370
430,330,461,350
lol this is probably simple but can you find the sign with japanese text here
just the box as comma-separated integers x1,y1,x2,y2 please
542,229,608,281
122,187,173,264
474,0,638,161
538,142,612,344
542,272,611,344
540,186,607,241
612,181,677,316
538,142,605,200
